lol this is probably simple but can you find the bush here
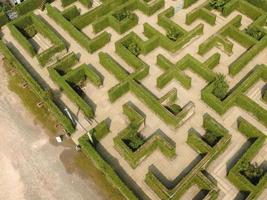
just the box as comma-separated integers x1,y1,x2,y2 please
166,26,181,41
212,74,229,100
209,0,229,10
123,40,141,57
245,27,265,41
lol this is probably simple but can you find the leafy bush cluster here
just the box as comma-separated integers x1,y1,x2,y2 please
123,40,141,57
212,74,229,100
245,27,265,41
166,26,181,41
209,0,229,10
113,9,134,21
240,162,264,185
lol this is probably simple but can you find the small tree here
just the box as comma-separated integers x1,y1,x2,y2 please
166,27,180,41
212,73,229,100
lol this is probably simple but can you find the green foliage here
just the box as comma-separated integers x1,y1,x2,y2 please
203,131,220,147
240,162,264,185
113,9,134,21
166,26,180,41
122,129,145,151
245,27,265,41
209,0,229,10
123,40,141,57
212,73,229,100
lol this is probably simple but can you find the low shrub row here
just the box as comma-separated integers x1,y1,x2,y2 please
0,40,74,133
8,23,36,56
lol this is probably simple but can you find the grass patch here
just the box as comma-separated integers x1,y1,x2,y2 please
3,60,59,134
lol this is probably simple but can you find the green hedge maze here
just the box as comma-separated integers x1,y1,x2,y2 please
0,0,266,199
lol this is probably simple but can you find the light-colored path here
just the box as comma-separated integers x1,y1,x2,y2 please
0,61,104,200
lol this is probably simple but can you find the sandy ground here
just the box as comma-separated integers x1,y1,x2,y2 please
0,61,104,200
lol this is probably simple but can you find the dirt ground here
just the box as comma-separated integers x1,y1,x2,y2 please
0,60,105,200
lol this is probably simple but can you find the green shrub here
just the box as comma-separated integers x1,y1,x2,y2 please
245,27,265,41
123,40,141,57
212,73,229,100
166,26,181,41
